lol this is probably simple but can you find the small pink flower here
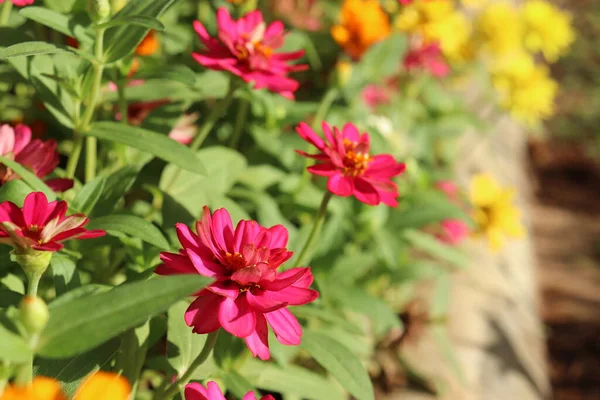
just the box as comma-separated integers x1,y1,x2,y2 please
156,206,318,360
185,381,275,400
296,122,406,207
435,180,458,199
404,42,449,77
0,124,73,192
361,84,392,109
0,192,106,252
437,219,470,245
192,8,307,98
0,0,35,6
168,113,199,145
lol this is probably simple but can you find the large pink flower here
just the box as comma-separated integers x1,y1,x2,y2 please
0,0,34,6
296,122,406,207
185,381,274,400
404,42,449,77
0,124,73,192
156,207,318,360
192,8,307,98
0,192,105,252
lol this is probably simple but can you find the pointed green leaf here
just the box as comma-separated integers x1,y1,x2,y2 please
97,15,165,31
0,156,55,199
0,179,32,205
0,323,32,362
19,7,92,44
87,214,169,249
71,176,106,215
0,42,71,59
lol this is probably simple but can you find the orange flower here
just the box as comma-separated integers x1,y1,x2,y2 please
135,31,160,56
331,0,391,58
1,372,130,400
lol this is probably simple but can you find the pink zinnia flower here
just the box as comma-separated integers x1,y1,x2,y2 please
437,219,470,245
361,84,392,109
404,42,449,77
435,180,458,199
185,381,274,400
296,122,406,206
156,206,318,360
168,113,199,145
0,124,73,192
0,192,106,252
0,0,34,6
192,8,307,99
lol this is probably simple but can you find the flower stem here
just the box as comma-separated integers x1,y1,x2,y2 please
229,97,249,149
0,1,12,26
157,330,219,400
293,191,333,268
66,134,84,178
85,136,97,182
26,271,42,297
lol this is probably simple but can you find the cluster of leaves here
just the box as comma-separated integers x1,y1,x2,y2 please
0,0,478,399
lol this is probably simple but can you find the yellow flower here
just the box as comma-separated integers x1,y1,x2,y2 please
476,2,523,56
470,174,524,251
493,63,558,125
461,0,489,9
331,0,391,59
1,372,131,400
521,0,575,62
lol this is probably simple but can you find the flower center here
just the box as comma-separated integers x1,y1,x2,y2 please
24,225,43,244
342,139,371,177
223,252,246,271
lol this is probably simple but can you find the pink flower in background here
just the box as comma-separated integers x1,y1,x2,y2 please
0,124,73,192
270,0,322,31
168,113,199,145
0,0,35,6
362,84,392,109
185,381,275,400
192,8,307,98
404,43,449,77
296,122,406,206
0,192,106,252
435,180,458,199
107,80,168,126
437,219,470,245
156,206,318,360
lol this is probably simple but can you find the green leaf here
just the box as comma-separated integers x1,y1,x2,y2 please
87,122,205,175
71,176,106,215
115,321,150,393
0,156,55,199
50,254,81,296
91,166,138,217
19,7,92,44
404,229,468,268
38,275,212,358
87,214,169,249
97,15,165,31
0,179,32,205
238,165,285,191
221,370,254,399
0,42,71,59
0,322,32,362
167,301,211,376
301,330,374,400
103,0,178,62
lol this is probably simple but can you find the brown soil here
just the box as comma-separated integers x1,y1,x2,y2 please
528,139,600,400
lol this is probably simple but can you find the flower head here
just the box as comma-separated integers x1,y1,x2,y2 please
435,180,458,199
476,2,523,56
469,174,524,251
185,381,274,400
404,42,449,77
0,0,34,6
521,0,575,62
193,8,307,98
136,30,160,56
361,84,392,109
331,0,391,59
0,192,105,252
1,372,130,400
156,207,318,360
271,0,322,31
437,219,470,245
169,113,199,145
296,122,406,206
0,124,73,192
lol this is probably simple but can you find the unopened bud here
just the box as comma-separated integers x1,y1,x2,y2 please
88,0,111,22
11,249,52,276
335,60,352,88
19,296,49,334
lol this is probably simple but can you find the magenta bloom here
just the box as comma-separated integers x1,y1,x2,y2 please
192,8,307,98
435,180,458,199
361,84,392,109
296,122,406,206
185,381,274,400
0,192,105,252
156,206,318,360
0,124,73,192
437,219,470,245
0,0,34,6
404,43,449,77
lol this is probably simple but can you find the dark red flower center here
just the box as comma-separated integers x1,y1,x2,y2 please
343,139,371,177
23,224,43,244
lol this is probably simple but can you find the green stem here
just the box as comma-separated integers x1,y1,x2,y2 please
66,134,84,178
293,191,333,268
0,1,12,26
26,271,42,297
115,80,129,165
229,97,249,149
157,330,219,400
85,137,97,182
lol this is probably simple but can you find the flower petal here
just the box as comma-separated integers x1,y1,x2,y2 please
327,174,354,197
218,296,256,338
185,294,223,334
244,312,270,361
265,307,302,346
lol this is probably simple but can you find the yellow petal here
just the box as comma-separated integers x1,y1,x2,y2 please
74,372,131,400
470,173,502,207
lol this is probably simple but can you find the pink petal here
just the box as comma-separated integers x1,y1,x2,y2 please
184,382,208,400
267,225,288,248
260,267,307,291
186,248,226,277
45,178,74,192
244,312,270,360
342,123,360,142
0,125,15,155
307,163,338,177
0,201,25,226
242,393,259,400
233,219,261,253
185,294,223,334
327,174,354,197
211,208,235,253
266,286,318,306
296,122,325,150
22,192,49,227
231,266,264,285
207,281,239,299
265,307,302,346
206,381,227,400
246,288,287,313
353,178,380,205
218,296,256,338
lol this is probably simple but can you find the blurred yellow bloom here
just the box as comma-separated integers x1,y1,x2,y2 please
1,372,130,400
331,0,391,59
493,64,558,125
489,50,535,80
476,2,523,56
521,0,575,62
461,0,489,9
470,174,524,251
